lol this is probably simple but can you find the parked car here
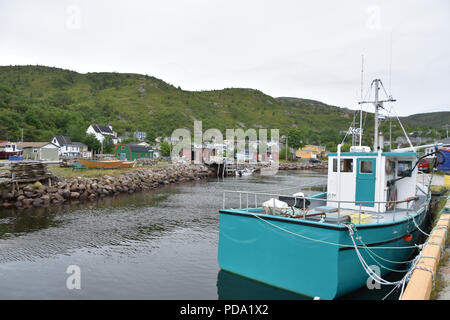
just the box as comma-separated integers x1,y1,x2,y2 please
310,159,321,164
418,159,430,173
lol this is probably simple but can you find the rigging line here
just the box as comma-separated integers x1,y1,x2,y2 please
379,80,393,100
390,107,415,151
389,32,393,94
233,179,326,195
341,109,359,145
247,213,425,250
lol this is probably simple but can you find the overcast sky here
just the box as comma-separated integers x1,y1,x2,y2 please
0,0,449,116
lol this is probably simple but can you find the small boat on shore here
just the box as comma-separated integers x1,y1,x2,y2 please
120,161,136,168
236,168,255,177
0,142,23,160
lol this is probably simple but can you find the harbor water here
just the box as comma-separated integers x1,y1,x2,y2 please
0,170,406,299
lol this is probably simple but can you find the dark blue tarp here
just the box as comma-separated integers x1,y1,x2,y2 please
437,148,450,171
8,156,23,161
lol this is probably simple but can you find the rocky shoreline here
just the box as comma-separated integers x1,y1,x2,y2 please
0,161,327,209
0,164,215,209
278,162,328,170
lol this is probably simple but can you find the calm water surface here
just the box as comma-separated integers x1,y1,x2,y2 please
0,170,403,299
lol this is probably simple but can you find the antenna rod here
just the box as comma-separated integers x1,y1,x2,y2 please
359,55,364,147
373,79,380,151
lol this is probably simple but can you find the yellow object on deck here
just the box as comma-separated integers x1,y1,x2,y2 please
444,174,450,188
350,213,372,224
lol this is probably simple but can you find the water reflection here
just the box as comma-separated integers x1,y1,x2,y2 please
0,170,337,299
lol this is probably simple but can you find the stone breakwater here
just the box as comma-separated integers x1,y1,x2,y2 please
277,162,328,170
0,164,215,209
0,161,327,209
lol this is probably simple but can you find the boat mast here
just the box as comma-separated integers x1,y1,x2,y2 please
359,79,396,151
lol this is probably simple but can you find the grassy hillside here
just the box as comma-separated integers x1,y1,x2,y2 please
401,112,450,128
0,65,445,147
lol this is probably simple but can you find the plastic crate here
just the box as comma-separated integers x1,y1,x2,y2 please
350,213,372,225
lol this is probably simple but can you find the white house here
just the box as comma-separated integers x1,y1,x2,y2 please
52,136,78,157
72,142,91,158
52,136,91,158
86,124,119,144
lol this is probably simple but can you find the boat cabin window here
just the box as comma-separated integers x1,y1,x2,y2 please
332,158,353,172
397,160,412,177
360,160,373,174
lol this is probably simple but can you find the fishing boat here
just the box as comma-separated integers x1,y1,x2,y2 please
0,142,23,160
217,79,437,299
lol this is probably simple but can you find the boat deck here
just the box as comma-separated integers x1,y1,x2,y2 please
222,194,428,226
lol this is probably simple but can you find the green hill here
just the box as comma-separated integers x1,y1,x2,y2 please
0,65,445,147
401,112,450,128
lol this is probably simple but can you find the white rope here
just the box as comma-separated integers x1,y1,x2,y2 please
413,265,435,289
344,224,424,300
411,212,430,237
248,212,423,250
345,224,408,286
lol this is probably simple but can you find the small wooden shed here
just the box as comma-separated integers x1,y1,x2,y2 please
114,144,153,161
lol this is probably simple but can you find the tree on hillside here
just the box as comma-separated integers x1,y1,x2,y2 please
160,141,171,157
83,134,101,153
103,136,115,154
286,128,304,150
145,131,157,145
280,146,293,161
120,137,135,144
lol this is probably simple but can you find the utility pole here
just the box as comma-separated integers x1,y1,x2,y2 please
285,136,288,161
389,116,392,151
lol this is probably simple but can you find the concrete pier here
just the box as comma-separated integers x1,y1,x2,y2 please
401,194,450,300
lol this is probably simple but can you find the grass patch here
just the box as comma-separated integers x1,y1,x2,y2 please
430,250,449,300
430,190,450,300
430,185,446,193
48,162,172,179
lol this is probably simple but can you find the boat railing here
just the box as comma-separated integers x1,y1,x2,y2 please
221,190,423,223
417,170,431,187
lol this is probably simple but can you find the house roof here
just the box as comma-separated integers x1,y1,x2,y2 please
71,142,87,147
439,137,450,145
92,124,113,134
129,145,152,153
54,135,72,146
18,142,57,149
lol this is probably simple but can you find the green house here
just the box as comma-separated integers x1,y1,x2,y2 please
114,144,154,160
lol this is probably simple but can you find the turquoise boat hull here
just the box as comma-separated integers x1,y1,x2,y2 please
218,206,428,299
